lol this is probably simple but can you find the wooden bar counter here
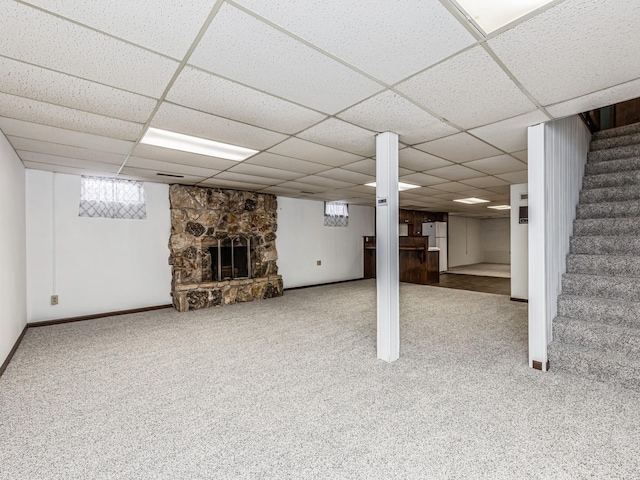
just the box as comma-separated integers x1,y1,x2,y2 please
363,236,439,285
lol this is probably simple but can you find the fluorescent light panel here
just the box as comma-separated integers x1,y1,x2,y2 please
453,197,490,204
365,181,420,191
141,127,258,161
488,205,511,210
455,0,555,33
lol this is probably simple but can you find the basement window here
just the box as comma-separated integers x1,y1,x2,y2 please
324,201,348,227
79,176,147,220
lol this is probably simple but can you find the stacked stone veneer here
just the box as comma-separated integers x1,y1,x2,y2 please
168,185,283,312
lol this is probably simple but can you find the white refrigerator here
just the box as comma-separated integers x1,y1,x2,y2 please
422,221,448,272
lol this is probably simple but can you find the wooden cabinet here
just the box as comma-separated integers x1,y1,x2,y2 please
398,209,447,237
363,236,439,285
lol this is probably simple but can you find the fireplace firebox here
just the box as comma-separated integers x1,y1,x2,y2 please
209,237,251,281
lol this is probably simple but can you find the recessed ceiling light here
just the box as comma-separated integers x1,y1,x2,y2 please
455,0,555,34
488,205,511,210
453,197,490,204
365,181,420,191
140,127,258,161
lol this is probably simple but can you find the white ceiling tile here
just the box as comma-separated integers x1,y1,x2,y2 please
342,159,377,176
399,148,453,171
234,0,474,84
496,170,528,184
132,144,238,171
430,182,474,193
259,186,306,197
245,152,330,175
213,171,281,186
189,3,383,114
268,137,363,166
22,0,216,59
297,119,375,156
468,110,550,153
0,92,143,140
294,175,355,189
125,157,220,177
487,186,511,195
433,192,466,201
462,155,527,175
338,91,458,144
152,102,287,150
225,163,305,181
342,184,378,195
546,77,640,119
198,178,268,190
119,167,205,185
512,150,528,163
0,117,134,154
23,161,119,177
489,0,640,106
415,133,502,162
396,46,536,129
18,151,120,173
167,67,326,134
316,168,374,185
0,1,178,97
274,181,328,193
7,137,126,165
398,173,449,186
425,165,486,181
459,176,510,189
0,57,156,123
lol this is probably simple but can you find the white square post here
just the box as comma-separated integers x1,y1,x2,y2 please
376,132,400,362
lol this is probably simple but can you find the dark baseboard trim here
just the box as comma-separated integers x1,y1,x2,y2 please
28,304,173,328
0,324,28,379
532,360,550,371
284,278,366,291
510,297,529,303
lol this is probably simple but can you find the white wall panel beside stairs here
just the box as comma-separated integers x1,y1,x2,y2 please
528,116,591,370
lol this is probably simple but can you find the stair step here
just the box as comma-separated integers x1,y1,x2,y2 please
585,156,640,175
580,185,640,204
567,254,640,277
588,144,640,163
553,316,640,360
576,199,640,219
562,273,640,302
592,122,640,141
548,342,640,390
582,170,640,189
591,132,640,151
558,294,640,329
571,235,640,255
573,217,640,236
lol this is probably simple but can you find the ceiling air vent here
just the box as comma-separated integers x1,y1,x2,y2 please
156,173,184,178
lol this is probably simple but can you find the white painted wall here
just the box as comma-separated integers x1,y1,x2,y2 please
0,131,27,365
510,183,528,300
276,197,375,288
528,116,590,369
448,216,483,267
481,218,510,264
26,171,172,322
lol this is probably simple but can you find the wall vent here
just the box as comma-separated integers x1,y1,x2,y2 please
520,193,528,200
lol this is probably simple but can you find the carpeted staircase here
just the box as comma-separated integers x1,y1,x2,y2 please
549,122,640,390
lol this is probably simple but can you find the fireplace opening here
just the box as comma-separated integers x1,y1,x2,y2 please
209,237,251,281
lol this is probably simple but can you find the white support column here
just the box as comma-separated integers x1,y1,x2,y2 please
376,132,399,363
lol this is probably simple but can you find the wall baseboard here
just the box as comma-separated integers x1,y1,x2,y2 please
28,304,173,328
284,278,366,291
510,297,528,303
0,325,28,378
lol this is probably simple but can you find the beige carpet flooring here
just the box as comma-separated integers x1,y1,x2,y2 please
1,280,639,479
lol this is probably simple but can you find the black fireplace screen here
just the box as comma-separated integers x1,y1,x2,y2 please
209,237,251,280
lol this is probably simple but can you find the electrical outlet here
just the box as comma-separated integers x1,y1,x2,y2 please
51,295,59,305
316,260,321,266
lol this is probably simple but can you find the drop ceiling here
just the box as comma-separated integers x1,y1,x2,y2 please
1,0,639,218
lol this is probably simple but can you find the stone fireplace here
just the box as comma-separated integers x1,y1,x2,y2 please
168,185,283,312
